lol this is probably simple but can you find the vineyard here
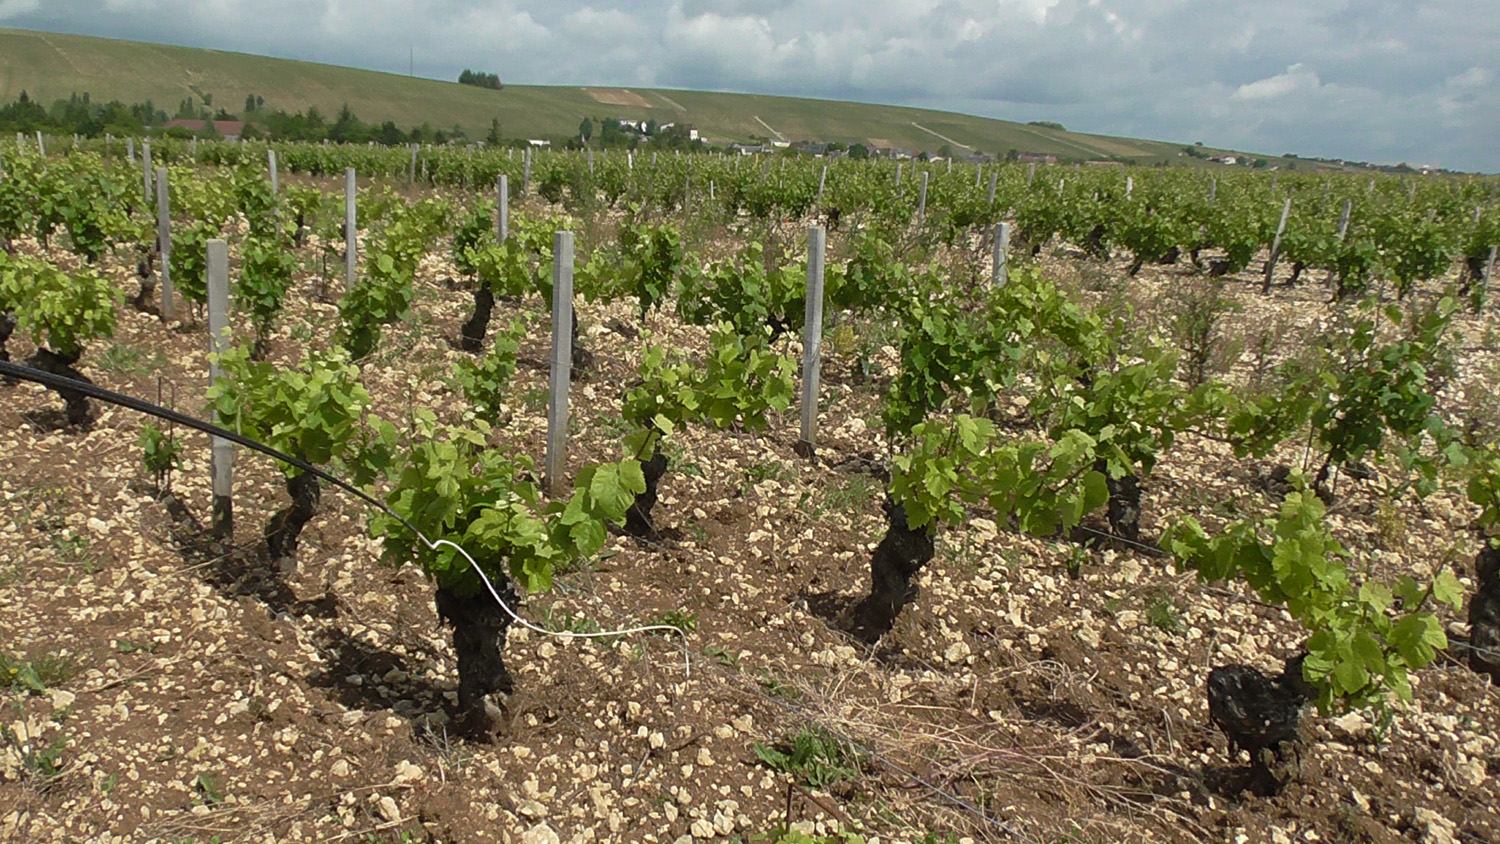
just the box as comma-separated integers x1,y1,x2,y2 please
1,136,1498,843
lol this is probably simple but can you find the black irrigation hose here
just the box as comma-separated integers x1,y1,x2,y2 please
0,359,423,541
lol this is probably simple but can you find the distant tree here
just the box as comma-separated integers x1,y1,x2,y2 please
848,143,868,159
458,69,503,90
378,120,405,145
486,117,502,145
240,123,263,141
579,117,593,142
937,144,952,159
1028,120,1066,131
245,94,257,113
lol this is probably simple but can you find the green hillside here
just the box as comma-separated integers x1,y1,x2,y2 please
0,27,1285,166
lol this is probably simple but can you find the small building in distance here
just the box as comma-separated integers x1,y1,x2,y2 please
163,119,247,141
1016,152,1057,165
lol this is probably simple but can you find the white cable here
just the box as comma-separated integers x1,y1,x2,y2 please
421,535,691,680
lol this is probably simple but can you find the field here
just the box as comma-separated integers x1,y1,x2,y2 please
0,26,1306,167
0,141,1498,844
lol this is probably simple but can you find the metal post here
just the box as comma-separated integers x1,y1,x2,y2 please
992,222,1011,288
345,168,357,291
545,231,575,494
798,226,827,459
156,167,174,322
207,239,234,540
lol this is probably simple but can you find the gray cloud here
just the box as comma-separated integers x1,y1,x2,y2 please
2,0,1496,170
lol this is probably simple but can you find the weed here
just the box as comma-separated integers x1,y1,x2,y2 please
1,650,79,693
1145,594,1185,636
758,670,803,700
650,609,698,633
753,726,866,790
96,342,165,376
53,530,97,574
2,726,68,788
194,772,224,805
704,646,741,669
519,386,548,414
816,473,879,518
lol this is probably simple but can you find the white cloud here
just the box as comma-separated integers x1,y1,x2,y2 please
2,0,1496,170
1233,63,1320,100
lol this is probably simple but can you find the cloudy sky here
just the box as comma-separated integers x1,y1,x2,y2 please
3,0,1497,171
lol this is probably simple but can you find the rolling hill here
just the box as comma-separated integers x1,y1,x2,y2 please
0,26,1291,167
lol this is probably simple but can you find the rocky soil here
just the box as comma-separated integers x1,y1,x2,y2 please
2,188,1498,843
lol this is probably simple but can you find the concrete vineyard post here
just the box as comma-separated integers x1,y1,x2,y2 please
895,162,903,188
652,152,658,164
191,137,197,157
1209,178,1217,204
15,132,21,149
1027,162,1035,187
1126,176,1133,200
798,225,827,459
1336,200,1352,240
545,231,575,495
816,165,827,207
588,149,594,173
628,152,633,171
156,168,175,322
992,222,1011,288
497,175,509,244
975,165,982,188
1261,197,1292,294
207,239,234,541
523,148,531,195
917,171,929,222
35,131,44,156
72,134,78,150
709,180,715,201
1485,246,1498,306
988,170,998,205
268,149,278,196
409,145,417,184
946,158,952,174
345,168,357,292
127,138,135,164
143,140,152,208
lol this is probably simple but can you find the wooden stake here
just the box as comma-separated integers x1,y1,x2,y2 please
143,139,153,208
993,222,1011,288
345,168,357,292
207,239,234,540
545,231,575,494
1261,197,1292,294
156,167,174,322
497,175,509,243
798,226,827,459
